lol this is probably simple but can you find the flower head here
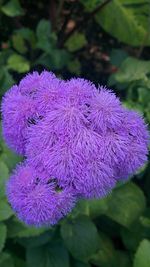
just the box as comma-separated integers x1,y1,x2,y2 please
89,87,124,134
2,70,149,226
1,85,38,154
7,163,76,226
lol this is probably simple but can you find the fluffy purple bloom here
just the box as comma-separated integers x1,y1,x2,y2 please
2,70,149,226
89,87,124,134
34,72,63,115
63,78,97,105
26,126,116,198
1,85,38,154
7,164,76,226
114,110,149,178
19,71,42,97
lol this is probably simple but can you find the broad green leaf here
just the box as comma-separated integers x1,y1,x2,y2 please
121,223,145,251
1,0,24,17
0,199,13,221
114,251,132,267
0,136,22,171
36,19,51,40
18,230,55,248
0,161,9,198
0,223,7,252
114,57,150,83
36,19,54,53
7,54,30,73
61,216,100,260
138,87,150,107
90,232,116,267
12,34,27,54
134,239,150,267
16,28,36,48
6,217,47,238
26,242,70,267
0,252,14,267
80,0,103,11
65,32,87,52
105,182,146,227
0,68,14,95
96,0,150,46
74,197,109,219
35,50,70,70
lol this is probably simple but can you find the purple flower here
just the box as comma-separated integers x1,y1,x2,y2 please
7,164,76,226
35,72,63,115
1,85,38,154
88,87,124,134
26,126,116,198
2,70,149,226
113,110,149,178
19,71,41,97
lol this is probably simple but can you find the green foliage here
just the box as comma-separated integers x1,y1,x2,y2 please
26,242,70,267
7,54,30,73
0,199,13,221
105,183,146,227
0,252,14,267
0,161,9,198
0,223,7,252
95,0,150,46
1,0,24,17
113,57,150,83
61,216,100,260
0,1,150,267
65,32,87,52
134,239,150,267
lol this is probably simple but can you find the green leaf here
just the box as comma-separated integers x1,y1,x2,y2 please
0,135,22,171
134,239,150,267
6,217,47,238
96,0,150,46
26,242,70,267
0,161,9,198
114,251,132,267
74,197,109,219
1,0,24,17
61,216,100,260
36,19,54,53
0,68,15,95
90,232,116,267
80,0,103,12
16,28,36,48
0,223,7,252
12,34,27,54
0,199,13,221
7,54,30,73
105,182,146,227
18,230,55,248
35,50,70,70
0,252,14,267
113,57,150,83
138,87,150,107
121,223,145,251
65,32,87,52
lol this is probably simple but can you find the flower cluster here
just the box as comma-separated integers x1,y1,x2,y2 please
1,71,149,227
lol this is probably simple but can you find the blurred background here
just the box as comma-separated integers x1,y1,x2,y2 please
0,0,150,266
